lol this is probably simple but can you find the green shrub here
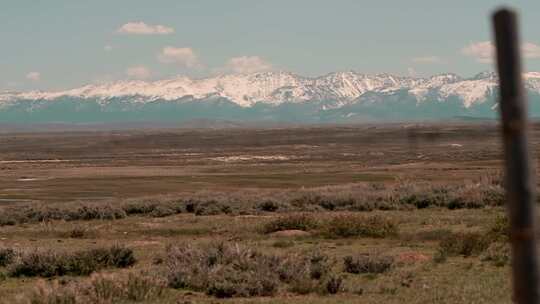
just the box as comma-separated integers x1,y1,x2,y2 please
206,266,278,298
289,194,324,209
323,275,344,294
183,200,197,213
7,246,135,278
149,206,176,218
166,242,280,297
121,200,158,215
307,251,332,280
437,232,491,257
318,196,356,211
348,201,375,212
447,198,484,210
0,179,508,227
121,200,181,218
67,226,87,239
258,200,280,212
343,254,394,274
0,248,15,267
284,257,338,295
400,194,444,209
90,245,136,268
481,187,505,207
0,213,17,226
263,214,319,234
278,251,334,295
194,200,232,216
323,215,398,238
0,203,127,227
446,185,504,210
486,215,509,242
165,242,341,297
481,243,511,267
8,251,63,278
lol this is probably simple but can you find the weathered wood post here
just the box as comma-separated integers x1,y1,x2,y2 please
493,7,540,304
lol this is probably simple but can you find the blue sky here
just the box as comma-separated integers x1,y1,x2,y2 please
2,0,540,91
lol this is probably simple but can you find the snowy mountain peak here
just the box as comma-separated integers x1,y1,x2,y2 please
472,71,497,80
2,70,539,109
525,72,540,79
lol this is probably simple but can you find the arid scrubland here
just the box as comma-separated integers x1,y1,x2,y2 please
0,124,532,303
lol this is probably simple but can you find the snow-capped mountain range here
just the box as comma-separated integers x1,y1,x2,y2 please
3,71,540,123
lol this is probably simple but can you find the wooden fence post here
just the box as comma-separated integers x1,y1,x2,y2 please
493,7,540,304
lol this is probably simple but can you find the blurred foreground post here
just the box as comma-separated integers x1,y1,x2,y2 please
493,8,540,304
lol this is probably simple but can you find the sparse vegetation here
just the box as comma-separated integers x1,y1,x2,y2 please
165,242,280,297
0,176,507,228
0,203,127,226
24,272,166,304
486,214,510,242
0,125,522,303
323,214,398,238
481,243,511,267
343,254,394,274
0,248,15,267
5,246,135,278
257,199,281,212
435,215,510,260
164,242,342,298
263,214,320,233
437,232,491,258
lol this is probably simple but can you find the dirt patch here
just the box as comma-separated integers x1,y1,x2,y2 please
397,252,430,263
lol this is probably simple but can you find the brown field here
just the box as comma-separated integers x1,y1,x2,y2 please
0,123,509,202
0,123,533,303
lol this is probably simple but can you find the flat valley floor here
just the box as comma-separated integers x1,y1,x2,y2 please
0,123,528,303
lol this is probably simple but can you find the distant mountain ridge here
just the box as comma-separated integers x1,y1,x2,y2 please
3,71,540,123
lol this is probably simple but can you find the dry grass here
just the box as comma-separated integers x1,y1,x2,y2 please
24,272,166,304
0,176,506,228
0,208,515,303
322,214,398,238
0,124,524,303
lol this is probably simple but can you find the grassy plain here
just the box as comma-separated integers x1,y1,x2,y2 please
0,123,530,303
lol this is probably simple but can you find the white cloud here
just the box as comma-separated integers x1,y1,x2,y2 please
461,41,494,63
117,22,174,35
522,42,540,58
26,72,41,81
157,47,200,68
126,66,151,79
412,56,442,64
224,56,273,74
461,41,540,63
104,45,113,51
